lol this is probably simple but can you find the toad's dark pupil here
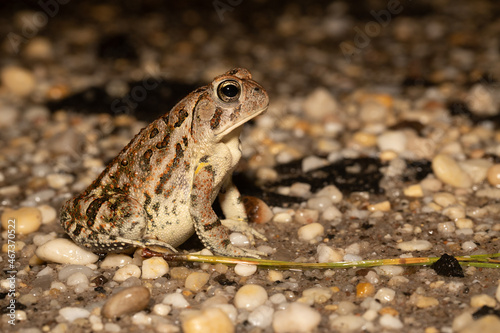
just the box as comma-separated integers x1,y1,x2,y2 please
222,84,239,97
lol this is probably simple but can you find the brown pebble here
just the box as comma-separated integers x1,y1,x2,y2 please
487,164,500,187
242,196,273,224
101,286,150,319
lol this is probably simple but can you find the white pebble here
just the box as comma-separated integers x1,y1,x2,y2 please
234,263,258,277
302,87,339,120
248,305,274,328
377,131,407,153
433,192,456,207
455,218,474,229
379,314,403,329
113,264,141,282
163,292,190,308
297,223,324,242
330,314,367,332
289,182,312,197
441,205,465,219
153,304,172,316
437,222,456,234
234,284,268,311
185,272,210,292
462,241,477,252
36,266,54,277
142,257,169,280
301,287,333,305
58,265,94,281
32,233,56,246
459,159,492,184
294,209,319,224
66,272,89,286
315,185,343,204
273,302,321,333
269,293,287,305
182,308,234,333
322,206,342,221
273,212,293,223
59,307,90,322
37,205,57,224
396,239,432,252
229,233,250,248
374,288,396,303
46,173,74,189
307,196,332,211
317,244,344,263
131,312,152,326
375,266,404,277
432,154,472,188
100,254,133,268
302,156,328,172
345,243,360,255
35,239,99,264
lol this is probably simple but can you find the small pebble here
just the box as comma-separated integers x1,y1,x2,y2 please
58,265,95,281
234,263,258,277
289,182,312,197
442,205,466,219
377,131,407,153
102,286,151,319
330,314,367,332
458,315,500,333
315,185,343,204
367,201,391,212
46,173,74,189
355,282,374,298
66,272,89,286
302,87,339,120
185,272,210,292
307,196,332,211
229,232,250,248
374,288,396,303
353,131,377,147
302,155,328,172
152,304,172,316
403,184,424,197
462,241,477,252
487,164,500,186
321,206,343,221
379,314,404,329
268,270,284,282
234,284,268,311
294,209,319,224
248,305,274,328
1,207,42,235
37,204,57,224
242,196,273,224
23,37,53,59
470,294,496,308
113,264,141,282
59,307,90,322
182,308,234,333
414,295,439,308
437,222,456,234
142,257,169,280
433,192,457,207
317,244,344,263
432,154,473,188
301,287,333,304
1,65,36,96
396,239,432,252
459,159,492,183
297,223,324,242
163,292,190,308
273,302,321,333
273,212,293,223
35,239,99,264
375,266,404,277
455,218,474,229
100,254,133,268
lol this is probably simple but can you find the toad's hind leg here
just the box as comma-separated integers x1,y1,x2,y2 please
60,194,177,253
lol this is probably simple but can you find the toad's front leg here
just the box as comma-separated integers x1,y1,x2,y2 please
190,164,264,258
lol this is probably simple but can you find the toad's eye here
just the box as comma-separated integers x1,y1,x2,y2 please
217,80,241,103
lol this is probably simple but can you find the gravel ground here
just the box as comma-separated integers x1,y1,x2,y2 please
2,1,500,332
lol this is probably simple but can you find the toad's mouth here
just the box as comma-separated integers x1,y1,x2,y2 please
214,105,268,139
